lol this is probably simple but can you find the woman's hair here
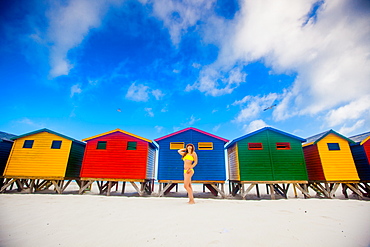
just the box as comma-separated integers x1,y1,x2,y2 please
182,143,195,159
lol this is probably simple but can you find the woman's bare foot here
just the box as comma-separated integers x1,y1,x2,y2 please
188,200,195,204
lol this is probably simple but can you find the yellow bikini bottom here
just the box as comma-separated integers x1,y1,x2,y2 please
184,169,194,174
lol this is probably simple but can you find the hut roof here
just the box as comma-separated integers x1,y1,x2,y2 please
349,131,370,145
225,127,306,149
154,127,229,143
304,129,354,146
11,128,85,145
0,131,17,142
82,129,157,149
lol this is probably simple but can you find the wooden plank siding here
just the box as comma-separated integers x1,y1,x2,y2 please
146,145,156,179
267,131,308,181
350,144,370,180
227,143,240,181
80,131,153,180
317,133,359,181
4,132,77,178
0,140,14,176
303,145,325,181
237,131,274,181
226,127,308,182
65,142,86,178
155,128,228,182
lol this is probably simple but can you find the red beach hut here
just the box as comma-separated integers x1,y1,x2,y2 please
79,129,157,196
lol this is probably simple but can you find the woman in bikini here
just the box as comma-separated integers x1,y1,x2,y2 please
178,143,198,204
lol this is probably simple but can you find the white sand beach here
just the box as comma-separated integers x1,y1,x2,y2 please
0,183,369,247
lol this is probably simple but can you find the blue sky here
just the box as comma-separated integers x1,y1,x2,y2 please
1,0,369,142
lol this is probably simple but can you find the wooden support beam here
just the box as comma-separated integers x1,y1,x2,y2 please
0,178,16,192
208,183,226,198
79,181,94,194
158,182,173,197
273,184,287,198
329,183,340,198
29,179,35,193
121,182,126,194
345,183,363,199
51,181,62,194
61,180,72,193
269,184,276,200
107,181,113,196
130,181,144,196
241,184,255,199
294,183,310,198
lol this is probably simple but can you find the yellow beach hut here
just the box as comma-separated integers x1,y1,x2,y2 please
1,128,85,193
303,130,362,198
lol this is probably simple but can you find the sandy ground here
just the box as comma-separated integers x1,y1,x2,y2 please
0,183,369,247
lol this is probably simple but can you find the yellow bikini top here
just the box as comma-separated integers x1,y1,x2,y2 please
182,154,194,161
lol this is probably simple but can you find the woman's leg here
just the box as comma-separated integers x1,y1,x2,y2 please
184,172,195,204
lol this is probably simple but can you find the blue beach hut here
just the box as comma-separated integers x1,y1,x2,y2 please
349,131,370,181
154,127,229,196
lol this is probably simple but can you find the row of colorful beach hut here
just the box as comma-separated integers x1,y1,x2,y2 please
0,127,369,199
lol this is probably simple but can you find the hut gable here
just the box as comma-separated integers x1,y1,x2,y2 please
349,131,370,180
226,127,307,182
154,127,229,182
4,128,85,179
81,129,156,180
304,130,359,181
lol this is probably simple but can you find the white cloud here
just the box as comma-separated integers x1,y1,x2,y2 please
145,108,154,117
17,118,44,128
152,89,165,100
70,84,82,97
155,125,163,132
186,66,247,96
325,95,370,127
196,0,370,134
150,0,215,45
213,124,221,132
234,93,278,123
338,120,365,136
126,83,150,102
46,0,120,78
243,119,269,134
186,115,200,126
125,82,165,102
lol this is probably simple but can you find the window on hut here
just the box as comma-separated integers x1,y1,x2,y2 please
23,140,34,148
198,142,213,150
97,141,107,150
276,142,291,150
51,140,62,149
248,143,263,150
327,143,340,151
127,141,137,150
170,142,184,150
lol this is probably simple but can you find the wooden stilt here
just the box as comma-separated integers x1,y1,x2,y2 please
269,184,276,200
121,182,126,194
107,181,113,196
130,181,144,196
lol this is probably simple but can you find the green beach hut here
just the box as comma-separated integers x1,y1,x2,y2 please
226,127,308,182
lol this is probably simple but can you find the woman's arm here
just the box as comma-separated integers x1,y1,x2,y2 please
178,148,186,155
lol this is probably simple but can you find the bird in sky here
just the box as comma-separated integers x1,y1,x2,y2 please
263,104,277,111
117,108,122,112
